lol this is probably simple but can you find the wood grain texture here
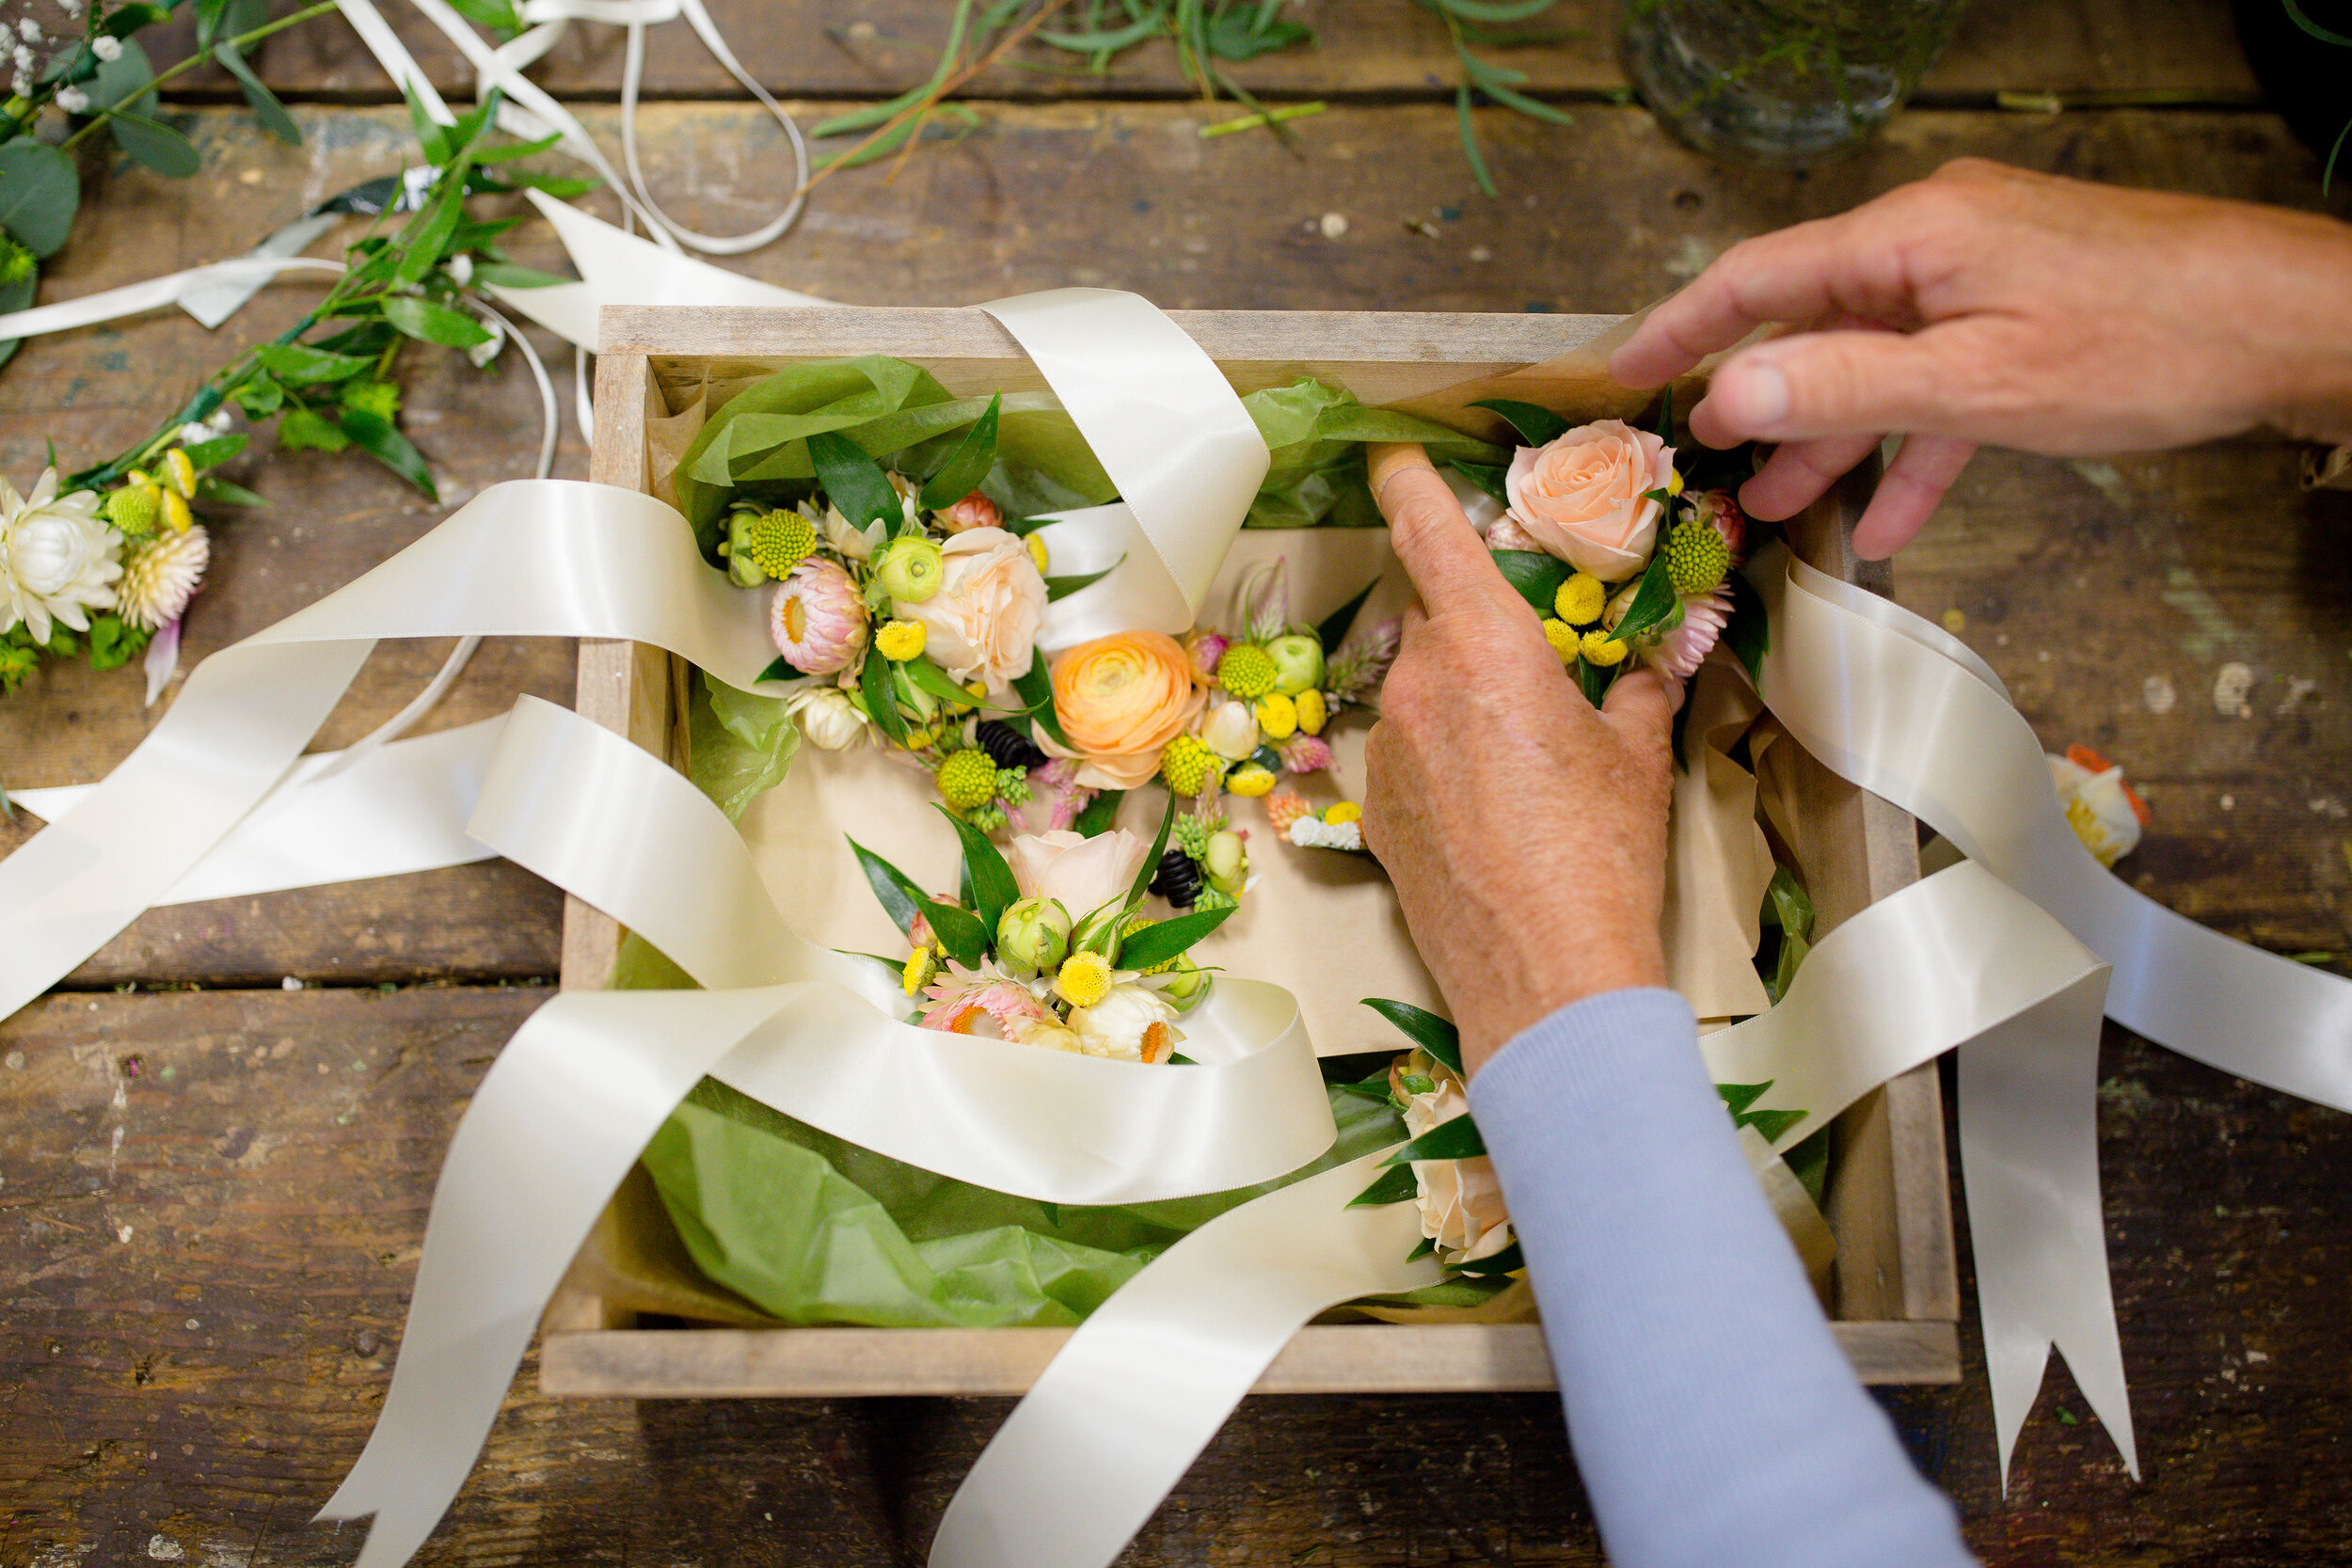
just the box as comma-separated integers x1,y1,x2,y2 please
135,0,2262,104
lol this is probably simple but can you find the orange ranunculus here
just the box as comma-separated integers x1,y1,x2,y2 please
1049,630,1201,790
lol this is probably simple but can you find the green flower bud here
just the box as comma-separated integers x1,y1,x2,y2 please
995,896,1072,974
875,536,946,603
1264,633,1326,696
1204,830,1248,895
722,507,766,589
1160,954,1213,1011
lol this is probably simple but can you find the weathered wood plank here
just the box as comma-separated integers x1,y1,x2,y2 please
137,0,2260,105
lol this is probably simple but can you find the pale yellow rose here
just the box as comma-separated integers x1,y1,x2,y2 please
1404,1073,1513,1263
1502,419,1675,581
1004,828,1152,921
898,526,1049,687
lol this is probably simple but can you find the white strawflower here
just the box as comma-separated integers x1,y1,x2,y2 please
90,34,119,60
53,85,87,112
115,524,209,631
1285,814,1363,851
0,467,119,643
782,685,867,751
1066,982,1182,1063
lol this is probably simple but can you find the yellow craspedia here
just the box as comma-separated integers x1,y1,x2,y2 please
1541,618,1581,666
1160,734,1222,798
1026,533,1050,576
1227,762,1277,798
876,619,927,661
164,448,198,500
1580,630,1629,667
1325,801,1362,826
936,747,1001,811
1554,573,1607,626
1255,691,1297,740
1667,467,1684,497
1294,688,1327,736
1057,949,1113,1008
161,487,194,534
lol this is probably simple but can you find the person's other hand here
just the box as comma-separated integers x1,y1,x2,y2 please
1362,443,1675,1074
1610,158,2352,559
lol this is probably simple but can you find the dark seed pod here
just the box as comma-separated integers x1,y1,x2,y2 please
1148,846,1203,909
974,719,1048,772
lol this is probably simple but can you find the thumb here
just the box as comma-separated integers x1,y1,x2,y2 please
1690,323,1992,447
1599,665,1676,751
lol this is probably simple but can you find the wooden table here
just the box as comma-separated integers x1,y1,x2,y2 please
6,3,2351,1561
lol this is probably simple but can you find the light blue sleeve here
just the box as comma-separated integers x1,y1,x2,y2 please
1465,986,1975,1568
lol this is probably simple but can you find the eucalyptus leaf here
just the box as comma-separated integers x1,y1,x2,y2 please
0,140,80,257
108,109,201,180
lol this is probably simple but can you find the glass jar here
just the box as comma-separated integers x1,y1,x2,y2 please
1620,0,1968,166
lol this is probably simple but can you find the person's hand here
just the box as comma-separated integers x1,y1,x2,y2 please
1362,443,1676,1074
1610,158,2352,559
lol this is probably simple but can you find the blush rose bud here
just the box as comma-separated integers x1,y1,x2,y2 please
1204,831,1248,895
996,897,1073,975
1160,954,1212,1011
875,535,946,603
1263,633,1325,696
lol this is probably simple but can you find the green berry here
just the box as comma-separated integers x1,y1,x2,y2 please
1215,643,1277,702
1160,735,1223,798
104,484,161,538
1664,516,1731,596
936,747,1001,812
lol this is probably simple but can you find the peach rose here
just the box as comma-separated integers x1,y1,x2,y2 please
1404,1072,1513,1264
1005,828,1152,920
1502,419,1675,581
1049,630,1203,790
898,526,1049,687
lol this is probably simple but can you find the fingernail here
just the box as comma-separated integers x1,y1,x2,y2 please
1725,361,1790,431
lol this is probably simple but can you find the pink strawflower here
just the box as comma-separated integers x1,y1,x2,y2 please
922,974,1050,1038
1275,733,1334,774
1692,489,1746,560
770,559,867,676
1649,586,1733,681
940,490,1002,533
1185,629,1229,687
1486,515,1542,553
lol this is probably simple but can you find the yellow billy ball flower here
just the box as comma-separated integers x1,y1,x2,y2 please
901,945,941,998
161,487,194,534
1255,691,1297,740
1580,630,1630,667
1227,762,1278,798
876,618,927,661
1541,619,1580,666
1056,950,1113,1008
1554,573,1607,626
1159,734,1222,798
1324,801,1362,826
164,448,199,499
1293,688,1327,736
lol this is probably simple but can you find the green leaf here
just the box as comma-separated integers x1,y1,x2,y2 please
255,342,373,385
1490,548,1569,615
809,429,900,534
1723,566,1768,682
918,392,1001,511
0,140,80,256
442,0,522,35
1450,459,1509,507
469,132,565,166
1452,1241,1524,1276
275,407,349,453
1743,1106,1806,1145
1348,1164,1419,1208
1381,1112,1486,1165
1454,81,1497,198
1361,997,1463,1075
1470,398,1569,448
934,804,1020,936
232,373,286,418
922,898,991,971
405,79,453,164
1128,791,1178,913
1044,562,1120,602
469,261,568,288
338,408,437,500
381,294,493,349
1011,658,1069,749
849,837,925,938
101,2,173,38
1716,1081,1771,1117
213,43,301,146
0,269,34,374
178,434,247,468
2285,0,2352,46
860,642,908,747
1073,789,1123,838
1117,905,1235,972
196,475,262,507
1609,550,1680,645
108,108,201,179
393,186,466,286
1315,578,1378,656
1577,655,1613,705
900,654,983,711
755,655,802,683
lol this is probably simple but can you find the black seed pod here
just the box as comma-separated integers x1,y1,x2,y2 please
974,719,1048,772
1148,847,1203,909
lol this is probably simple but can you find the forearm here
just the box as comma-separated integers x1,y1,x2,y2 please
1470,988,1975,1568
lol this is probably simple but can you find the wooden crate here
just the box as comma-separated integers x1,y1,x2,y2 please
538,305,1961,1397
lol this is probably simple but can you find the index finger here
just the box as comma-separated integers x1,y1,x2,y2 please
1368,443,1523,622
1607,206,1922,388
